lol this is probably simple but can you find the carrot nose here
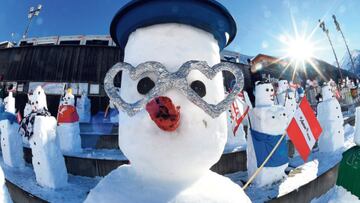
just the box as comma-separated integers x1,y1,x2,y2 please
145,96,180,132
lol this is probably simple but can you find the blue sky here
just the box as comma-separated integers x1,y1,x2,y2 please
0,0,359,64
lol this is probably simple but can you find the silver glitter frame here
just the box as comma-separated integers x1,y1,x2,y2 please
104,61,244,118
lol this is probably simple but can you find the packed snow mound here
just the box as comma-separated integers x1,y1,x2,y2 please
340,49,360,75
311,185,360,203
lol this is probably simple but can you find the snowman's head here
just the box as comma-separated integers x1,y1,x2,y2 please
61,89,75,106
117,24,228,182
254,81,275,107
321,84,334,101
277,80,289,94
30,86,47,112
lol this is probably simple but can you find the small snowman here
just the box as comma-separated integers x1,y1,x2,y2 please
276,79,289,106
4,92,15,115
76,91,91,123
317,84,344,152
19,86,68,189
225,91,250,152
247,81,289,187
0,166,12,203
0,103,25,168
86,1,250,202
57,89,82,153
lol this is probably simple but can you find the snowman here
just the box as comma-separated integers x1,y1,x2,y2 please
76,91,91,123
276,79,289,106
19,86,68,188
0,166,12,203
317,84,344,152
247,81,289,187
225,91,250,152
57,89,82,153
0,103,25,168
86,1,250,202
4,92,15,115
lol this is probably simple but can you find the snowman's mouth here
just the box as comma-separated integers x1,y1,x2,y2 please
146,96,180,132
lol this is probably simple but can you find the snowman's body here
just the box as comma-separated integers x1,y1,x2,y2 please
57,91,82,153
225,93,249,152
276,80,289,106
0,110,24,168
0,166,12,203
247,83,289,187
27,86,68,188
276,80,297,121
86,23,250,203
76,92,91,123
317,85,344,152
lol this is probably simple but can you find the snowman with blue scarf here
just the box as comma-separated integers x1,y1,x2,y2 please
247,81,289,187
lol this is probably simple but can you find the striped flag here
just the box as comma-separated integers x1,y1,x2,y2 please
286,96,322,161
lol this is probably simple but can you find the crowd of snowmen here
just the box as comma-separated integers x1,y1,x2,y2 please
0,86,92,195
0,78,346,201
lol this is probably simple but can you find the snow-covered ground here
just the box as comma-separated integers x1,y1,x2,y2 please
311,185,360,203
0,155,100,203
227,124,356,202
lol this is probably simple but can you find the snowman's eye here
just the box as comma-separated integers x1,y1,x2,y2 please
38,91,40,95
36,101,38,104
190,80,206,98
270,89,274,92
137,77,155,95
67,97,70,100
266,88,269,92
31,102,34,105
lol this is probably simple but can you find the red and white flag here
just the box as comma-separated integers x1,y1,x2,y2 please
286,96,322,161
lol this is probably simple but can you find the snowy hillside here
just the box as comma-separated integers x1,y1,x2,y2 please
340,49,360,75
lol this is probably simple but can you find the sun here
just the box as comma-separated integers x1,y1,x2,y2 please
286,36,314,62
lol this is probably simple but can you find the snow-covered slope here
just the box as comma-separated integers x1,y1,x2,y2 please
340,49,360,75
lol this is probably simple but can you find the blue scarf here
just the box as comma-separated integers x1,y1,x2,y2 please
250,128,288,167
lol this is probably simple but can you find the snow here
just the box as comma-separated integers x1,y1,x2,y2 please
228,124,356,203
85,165,250,203
0,165,12,203
311,186,360,203
0,120,25,168
0,153,99,203
87,23,250,202
317,85,344,152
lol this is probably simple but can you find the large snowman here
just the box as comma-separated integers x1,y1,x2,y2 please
20,86,68,188
317,84,344,152
247,81,289,187
0,104,24,168
86,1,250,202
57,89,82,153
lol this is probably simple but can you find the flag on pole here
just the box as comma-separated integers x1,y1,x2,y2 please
286,96,322,161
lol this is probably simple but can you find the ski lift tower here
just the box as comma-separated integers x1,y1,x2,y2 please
22,4,42,39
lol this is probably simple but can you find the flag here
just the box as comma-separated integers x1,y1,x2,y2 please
286,96,322,161
230,92,249,136
16,111,22,124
